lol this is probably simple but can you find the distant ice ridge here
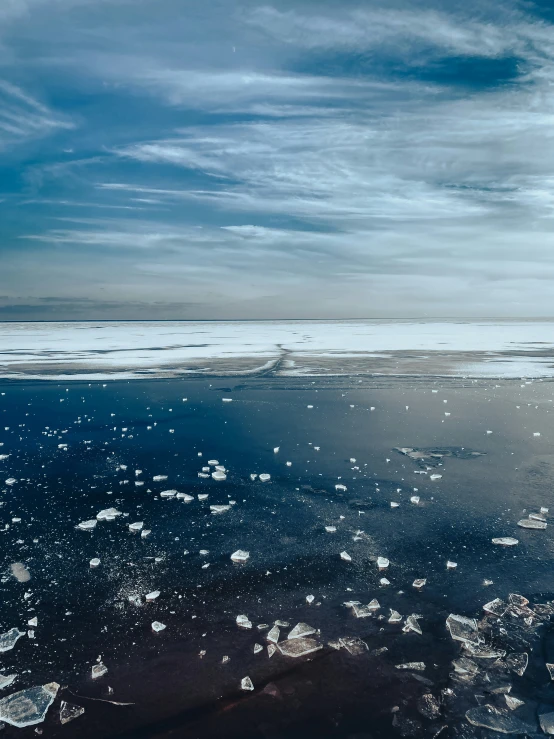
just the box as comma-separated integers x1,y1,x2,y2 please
1,320,554,379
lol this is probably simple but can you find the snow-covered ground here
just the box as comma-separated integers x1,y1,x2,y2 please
1,320,553,379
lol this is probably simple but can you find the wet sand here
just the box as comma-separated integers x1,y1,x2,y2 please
1,376,554,737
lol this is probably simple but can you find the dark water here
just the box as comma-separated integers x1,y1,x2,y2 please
1,377,554,737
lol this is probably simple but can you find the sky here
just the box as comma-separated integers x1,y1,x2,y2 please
1,0,554,320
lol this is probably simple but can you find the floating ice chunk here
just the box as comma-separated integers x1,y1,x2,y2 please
141,529,151,538
0,455,9,461
368,599,380,611
207,460,219,466
307,405,313,409
0,682,59,728
325,526,336,533
76,519,97,531
259,473,271,482
377,557,389,570
96,508,122,521
339,636,367,655
129,522,143,531
27,617,37,628
10,563,30,582
446,561,457,569
145,591,160,602
288,623,316,640
529,512,546,522
492,537,518,546
0,628,24,653
306,594,315,604
429,474,442,480
273,447,280,453
446,614,480,645
89,558,101,568
5,478,16,486
0,674,17,690
151,621,166,632
198,473,209,479
59,701,85,725
231,550,250,563
160,490,177,498
176,493,194,501
286,461,292,466
506,652,528,676
340,551,352,562
222,398,233,403
412,578,426,589
403,615,422,634
335,484,347,492
396,662,425,671
351,604,372,618
517,517,547,529
466,705,535,734
410,496,420,505
267,626,280,644
212,471,227,481
391,501,400,508
92,662,108,679
153,475,168,481
388,610,402,623
278,638,322,658
198,494,209,501
483,598,508,617
236,615,252,629
210,505,230,514
221,655,230,664
241,676,254,691
253,644,263,654
533,432,541,437
250,473,258,481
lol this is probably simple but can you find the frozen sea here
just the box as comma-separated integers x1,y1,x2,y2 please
1,322,554,737
1,319,554,379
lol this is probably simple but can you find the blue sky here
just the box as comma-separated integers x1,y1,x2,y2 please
1,0,554,319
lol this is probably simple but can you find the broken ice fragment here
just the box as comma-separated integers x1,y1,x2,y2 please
547,663,554,680
273,447,279,453
160,490,177,497
267,644,277,658
59,701,85,725
403,615,422,635
389,610,402,623
410,496,420,504
335,484,347,492
89,558,101,568
466,704,535,734
446,614,480,645
231,550,250,563
236,614,252,629
141,529,151,538
339,636,368,655
241,677,254,691
76,519,97,531
325,526,336,533
176,493,194,501
253,644,263,654
91,662,108,679
340,551,352,562
288,623,316,640
266,626,280,644
306,594,315,604
517,518,547,529
377,557,389,570
211,471,227,481
129,521,143,532
0,682,59,728
151,621,166,632
446,561,457,569
0,675,17,690
412,578,426,589
483,598,508,617
278,638,322,658
506,653,528,676
259,474,271,482
0,629,24,653
145,591,160,602
396,662,425,671
96,508,122,521
153,475,168,481
492,537,518,546
210,505,230,514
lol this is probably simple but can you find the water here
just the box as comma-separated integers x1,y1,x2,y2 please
1,373,554,736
